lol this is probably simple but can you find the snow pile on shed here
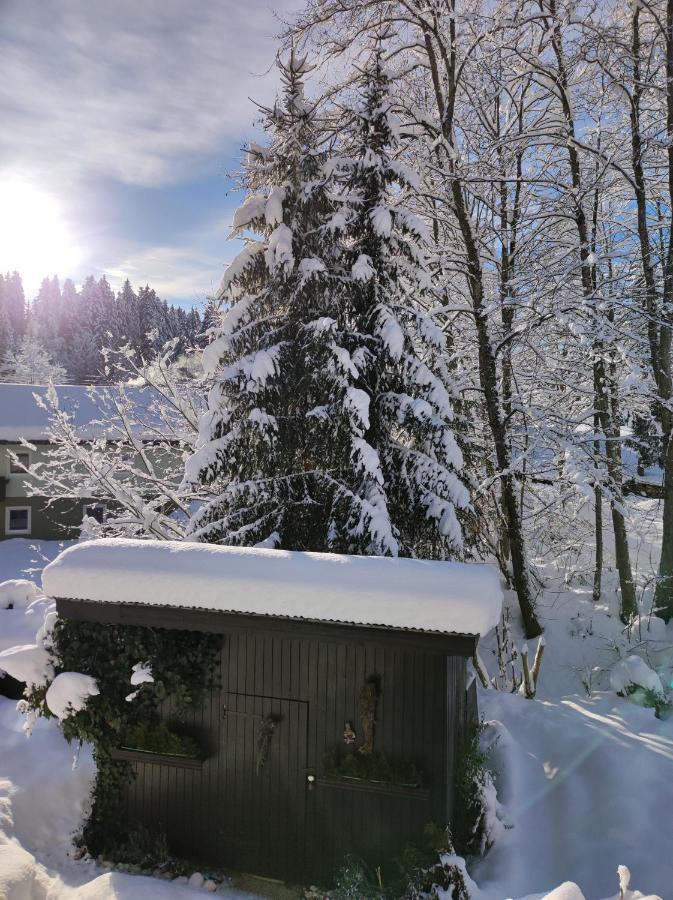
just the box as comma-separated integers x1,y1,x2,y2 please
42,538,502,637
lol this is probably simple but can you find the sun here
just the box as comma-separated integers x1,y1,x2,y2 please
0,174,83,292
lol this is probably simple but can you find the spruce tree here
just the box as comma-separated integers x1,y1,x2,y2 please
4,272,26,340
137,286,161,359
0,280,14,362
332,54,469,557
60,278,78,339
186,50,347,549
187,52,468,558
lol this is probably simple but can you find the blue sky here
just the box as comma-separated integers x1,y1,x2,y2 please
0,0,304,309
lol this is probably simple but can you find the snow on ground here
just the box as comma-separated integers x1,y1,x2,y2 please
473,690,673,899
0,525,671,898
471,496,673,899
0,540,259,899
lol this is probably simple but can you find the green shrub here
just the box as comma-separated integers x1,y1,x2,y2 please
100,824,172,870
26,617,221,860
331,825,471,899
332,855,386,899
452,721,496,858
121,722,200,757
324,750,423,787
622,683,671,720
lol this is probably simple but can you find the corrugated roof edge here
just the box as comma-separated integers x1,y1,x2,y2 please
55,596,480,655
56,595,478,636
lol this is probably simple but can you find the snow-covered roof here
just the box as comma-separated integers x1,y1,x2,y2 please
0,383,164,442
42,539,502,638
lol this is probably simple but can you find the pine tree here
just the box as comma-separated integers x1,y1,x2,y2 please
186,52,468,558
31,276,64,362
1,336,67,384
200,298,220,345
3,272,26,340
330,53,469,557
186,51,342,548
184,308,202,348
116,279,141,356
136,285,161,359
0,277,14,362
72,276,104,382
96,276,117,348
60,278,79,339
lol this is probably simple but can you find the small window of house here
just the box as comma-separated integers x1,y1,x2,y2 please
5,506,31,535
84,503,107,524
9,452,30,474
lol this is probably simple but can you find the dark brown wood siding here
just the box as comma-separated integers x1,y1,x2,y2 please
57,600,476,886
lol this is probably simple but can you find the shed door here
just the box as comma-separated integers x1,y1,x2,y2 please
218,691,308,881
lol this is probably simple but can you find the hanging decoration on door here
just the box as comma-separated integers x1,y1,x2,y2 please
343,721,356,745
358,677,379,755
255,713,280,774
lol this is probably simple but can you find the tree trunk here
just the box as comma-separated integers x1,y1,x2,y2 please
547,4,637,621
654,0,673,616
656,436,673,617
464,213,540,638
593,416,603,604
594,350,637,622
421,14,541,638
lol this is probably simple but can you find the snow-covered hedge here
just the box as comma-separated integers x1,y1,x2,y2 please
610,654,669,717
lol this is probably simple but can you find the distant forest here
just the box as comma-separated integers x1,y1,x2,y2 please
0,272,207,384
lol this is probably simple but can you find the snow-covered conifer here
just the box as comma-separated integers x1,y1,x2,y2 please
186,51,468,557
332,53,469,556
186,50,352,549
1,336,67,384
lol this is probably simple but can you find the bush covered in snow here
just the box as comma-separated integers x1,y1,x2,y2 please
330,824,476,899
0,578,39,610
452,723,504,858
610,655,670,717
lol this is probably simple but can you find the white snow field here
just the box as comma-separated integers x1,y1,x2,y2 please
474,690,673,900
0,539,259,900
0,530,670,899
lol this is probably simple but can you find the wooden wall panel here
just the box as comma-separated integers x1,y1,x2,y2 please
117,622,470,886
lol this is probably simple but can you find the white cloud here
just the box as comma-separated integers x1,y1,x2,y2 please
105,243,223,307
0,0,303,187
102,215,245,307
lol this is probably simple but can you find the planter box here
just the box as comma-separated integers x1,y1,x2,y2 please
111,747,203,769
317,775,429,799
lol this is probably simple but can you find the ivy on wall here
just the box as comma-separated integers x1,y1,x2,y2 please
26,617,221,856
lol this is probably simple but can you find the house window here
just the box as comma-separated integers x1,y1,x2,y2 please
5,506,31,535
83,503,107,524
9,452,30,474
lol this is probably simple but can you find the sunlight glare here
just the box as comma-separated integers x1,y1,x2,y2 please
0,175,83,291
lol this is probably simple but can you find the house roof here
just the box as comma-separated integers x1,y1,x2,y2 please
42,539,503,638
0,383,168,442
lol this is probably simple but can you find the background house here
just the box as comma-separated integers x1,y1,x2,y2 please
0,383,167,540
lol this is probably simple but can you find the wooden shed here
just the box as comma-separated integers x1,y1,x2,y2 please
43,539,502,886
